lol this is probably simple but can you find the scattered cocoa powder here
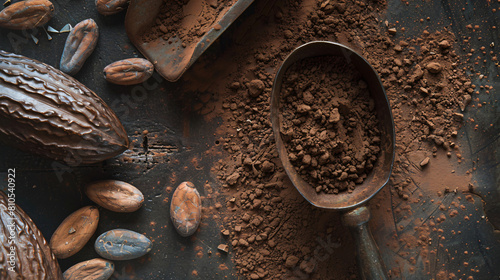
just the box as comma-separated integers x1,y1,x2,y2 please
143,0,235,45
175,0,483,278
280,55,381,194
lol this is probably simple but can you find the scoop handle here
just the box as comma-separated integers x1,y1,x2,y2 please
342,206,388,280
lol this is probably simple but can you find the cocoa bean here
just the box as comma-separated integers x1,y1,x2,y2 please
95,229,152,260
50,206,99,259
0,0,54,30
103,58,154,85
60,19,99,75
85,180,144,212
170,181,202,237
63,258,114,280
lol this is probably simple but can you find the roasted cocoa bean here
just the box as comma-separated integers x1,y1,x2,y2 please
96,0,129,15
85,180,144,212
170,181,202,237
50,206,99,259
0,0,54,30
103,58,154,85
60,19,99,75
0,50,129,165
63,258,114,280
0,191,63,280
95,229,152,260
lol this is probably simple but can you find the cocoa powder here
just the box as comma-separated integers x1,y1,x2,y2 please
143,0,235,45
189,0,482,277
280,55,381,194
168,0,487,277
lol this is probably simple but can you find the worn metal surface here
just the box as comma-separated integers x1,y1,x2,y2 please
344,206,388,280
0,0,499,279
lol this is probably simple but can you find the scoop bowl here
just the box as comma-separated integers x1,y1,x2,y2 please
270,41,395,279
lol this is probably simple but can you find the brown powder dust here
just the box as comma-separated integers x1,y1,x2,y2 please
143,0,236,46
172,0,484,278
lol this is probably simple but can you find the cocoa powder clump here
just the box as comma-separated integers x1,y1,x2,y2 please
280,56,381,194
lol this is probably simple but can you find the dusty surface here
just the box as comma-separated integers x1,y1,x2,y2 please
143,0,235,45
182,0,498,278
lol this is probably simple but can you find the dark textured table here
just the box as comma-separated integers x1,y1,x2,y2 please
381,1,500,279
0,0,499,279
0,0,232,278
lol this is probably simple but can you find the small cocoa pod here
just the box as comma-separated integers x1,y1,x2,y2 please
103,58,153,85
0,0,54,30
60,18,99,75
95,229,152,260
63,258,114,280
0,50,129,165
50,206,99,259
96,0,129,16
85,180,144,212
170,181,201,237
0,191,63,280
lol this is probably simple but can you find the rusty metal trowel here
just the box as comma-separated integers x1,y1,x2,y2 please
271,41,395,279
125,0,254,82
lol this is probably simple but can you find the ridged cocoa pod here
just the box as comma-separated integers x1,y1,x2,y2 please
95,229,152,260
170,181,202,237
103,58,153,85
0,191,63,279
63,258,114,280
60,19,99,75
0,50,129,165
50,206,99,259
85,180,144,212
96,0,129,16
0,0,54,30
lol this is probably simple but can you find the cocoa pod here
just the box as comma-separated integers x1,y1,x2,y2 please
0,0,54,30
63,258,114,280
0,191,63,279
96,0,129,16
85,180,144,212
0,50,129,165
60,19,99,75
50,206,99,259
103,58,154,85
170,181,201,237
95,229,152,260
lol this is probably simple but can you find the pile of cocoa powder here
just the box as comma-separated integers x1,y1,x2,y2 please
143,0,235,45
176,0,484,278
280,55,381,194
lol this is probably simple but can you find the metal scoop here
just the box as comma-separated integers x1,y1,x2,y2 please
271,41,395,280
125,0,254,82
